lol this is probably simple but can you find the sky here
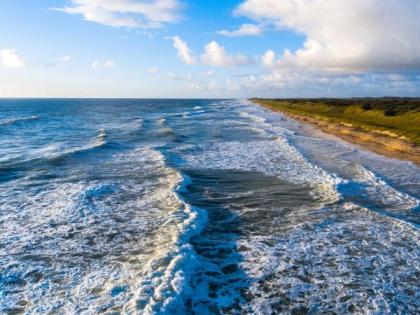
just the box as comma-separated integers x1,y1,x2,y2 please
0,0,420,98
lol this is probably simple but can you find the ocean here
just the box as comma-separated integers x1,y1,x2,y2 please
0,99,419,314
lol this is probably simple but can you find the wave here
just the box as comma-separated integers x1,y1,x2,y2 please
238,106,419,224
1,146,205,313
86,128,108,148
133,118,144,129
177,138,341,205
239,201,420,314
185,104,419,227
0,129,111,172
0,115,39,126
133,154,208,314
336,164,419,225
42,129,110,161
239,111,267,124
156,118,166,125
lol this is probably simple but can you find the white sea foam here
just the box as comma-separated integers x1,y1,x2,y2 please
0,115,39,126
178,139,341,204
156,118,166,125
29,129,109,162
349,164,419,210
239,111,267,124
0,146,207,314
239,202,420,314
133,162,208,314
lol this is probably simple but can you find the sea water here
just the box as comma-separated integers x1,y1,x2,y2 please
0,99,419,314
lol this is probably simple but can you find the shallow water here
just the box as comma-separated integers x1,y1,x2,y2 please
0,99,419,314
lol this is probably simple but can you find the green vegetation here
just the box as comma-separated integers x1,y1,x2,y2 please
252,98,420,146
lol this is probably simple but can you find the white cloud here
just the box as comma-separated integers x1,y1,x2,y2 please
91,61,101,69
171,37,252,68
220,70,420,97
163,72,193,81
236,0,420,71
172,36,196,65
261,50,275,68
91,60,116,69
218,23,262,37
188,81,216,92
0,49,26,68
201,41,252,67
55,0,182,29
59,55,72,63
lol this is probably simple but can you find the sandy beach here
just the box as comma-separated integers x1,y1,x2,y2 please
253,99,420,164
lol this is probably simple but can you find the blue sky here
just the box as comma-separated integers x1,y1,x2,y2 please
0,0,419,98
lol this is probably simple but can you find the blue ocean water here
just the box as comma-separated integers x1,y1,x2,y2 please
0,99,419,314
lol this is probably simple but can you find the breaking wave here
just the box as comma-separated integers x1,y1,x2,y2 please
0,115,39,126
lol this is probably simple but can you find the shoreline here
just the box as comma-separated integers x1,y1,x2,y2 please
252,100,420,165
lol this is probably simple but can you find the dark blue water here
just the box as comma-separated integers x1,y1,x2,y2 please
0,99,419,314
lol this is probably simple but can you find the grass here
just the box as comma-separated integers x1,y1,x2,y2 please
252,98,420,146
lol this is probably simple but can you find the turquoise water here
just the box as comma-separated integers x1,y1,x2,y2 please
0,99,419,314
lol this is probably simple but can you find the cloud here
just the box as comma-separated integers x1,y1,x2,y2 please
163,71,216,82
0,49,26,68
47,55,72,67
201,41,252,67
221,70,420,97
161,72,217,93
59,55,72,63
218,23,262,37
171,37,252,68
55,0,182,29
236,0,420,72
91,60,116,69
261,50,276,68
188,81,216,92
163,72,193,81
172,36,196,65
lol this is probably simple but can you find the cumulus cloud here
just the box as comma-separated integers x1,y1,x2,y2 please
55,0,182,28
218,24,262,37
0,49,26,68
261,50,276,68
171,37,252,68
201,41,252,67
91,60,116,69
236,0,420,71
172,36,196,65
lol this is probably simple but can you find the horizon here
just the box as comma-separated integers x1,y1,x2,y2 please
1,0,420,98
